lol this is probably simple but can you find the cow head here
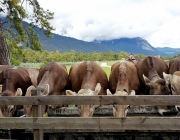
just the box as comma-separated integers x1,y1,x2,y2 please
126,54,141,65
107,89,135,117
143,74,170,95
66,83,101,117
143,74,170,115
23,85,48,117
37,84,62,110
163,71,180,112
0,87,22,117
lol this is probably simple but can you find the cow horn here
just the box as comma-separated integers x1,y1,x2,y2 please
94,83,101,95
130,90,135,96
163,72,171,85
15,88,23,96
43,84,49,96
107,89,112,95
143,74,150,84
25,86,36,96
66,90,77,96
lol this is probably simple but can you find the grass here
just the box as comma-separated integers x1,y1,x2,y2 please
20,61,118,78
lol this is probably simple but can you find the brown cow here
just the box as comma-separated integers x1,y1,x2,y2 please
163,56,180,111
66,61,109,117
126,54,141,66
36,62,69,110
135,56,170,115
107,60,140,117
0,65,39,87
0,67,32,117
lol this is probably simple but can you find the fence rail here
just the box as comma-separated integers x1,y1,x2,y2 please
0,117,180,130
0,89,180,140
0,95,180,105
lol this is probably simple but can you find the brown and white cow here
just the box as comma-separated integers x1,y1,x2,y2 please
36,62,69,110
107,60,140,117
66,61,109,117
163,56,180,111
135,56,170,115
0,67,32,117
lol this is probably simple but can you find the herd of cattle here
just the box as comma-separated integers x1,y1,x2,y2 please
0,54,180,118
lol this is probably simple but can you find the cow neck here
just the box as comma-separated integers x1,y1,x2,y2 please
80,62,94,90
148,67,160,81
179,60,180,71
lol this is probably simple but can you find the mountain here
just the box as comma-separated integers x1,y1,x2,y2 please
94,37,162,56
38,31,162,55
33,25,164,55
2,17,170,56
156,47,180,57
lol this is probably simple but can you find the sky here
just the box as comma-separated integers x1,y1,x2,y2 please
37,0,180,48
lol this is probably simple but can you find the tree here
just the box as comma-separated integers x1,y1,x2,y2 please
0,0,54,65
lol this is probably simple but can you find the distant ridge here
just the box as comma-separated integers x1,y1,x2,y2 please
2,17,175,56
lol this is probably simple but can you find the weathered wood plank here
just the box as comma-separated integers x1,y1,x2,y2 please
0,117,180,130
47,105,177,117
31,89,43,140
0,95,180,105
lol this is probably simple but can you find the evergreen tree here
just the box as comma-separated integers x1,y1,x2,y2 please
0,0,54,65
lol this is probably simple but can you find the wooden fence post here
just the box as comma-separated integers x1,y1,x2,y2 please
31,89,43,140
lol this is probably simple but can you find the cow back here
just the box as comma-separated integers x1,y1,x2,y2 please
168,56,180,74
69,61,109,95
109,60,140,94
137,56,168,84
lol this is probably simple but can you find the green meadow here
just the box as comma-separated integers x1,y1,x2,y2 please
20,61,118,78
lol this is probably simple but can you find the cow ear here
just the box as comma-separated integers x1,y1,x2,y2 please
15,88,23,96
43,84,49,96
143,74,151,84
163,72,171,85
130,90,135,96
107,89,112,95
94,83,101,95
66,90,77,96
0,85,2,93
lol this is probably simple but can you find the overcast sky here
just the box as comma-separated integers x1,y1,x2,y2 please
37,0,180,48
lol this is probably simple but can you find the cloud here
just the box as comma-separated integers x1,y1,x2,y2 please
37,0,180,48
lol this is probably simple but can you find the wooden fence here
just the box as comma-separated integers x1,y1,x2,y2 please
0,89,180,140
